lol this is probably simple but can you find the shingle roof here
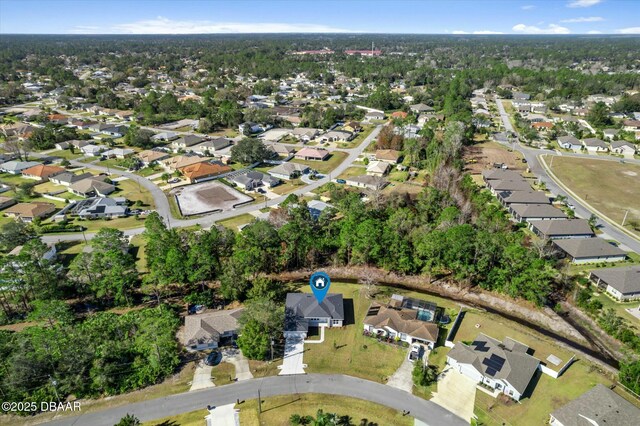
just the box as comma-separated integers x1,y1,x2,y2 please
510,203,567,219
448,333,540,395
583,138,607,148
363,302,439,342
528,219,594,238
590,266,640,295
5,202,56,218
497,190,550,205
554,238,627,259
487,179,533,192
182,308,244,347
375,149,401,162
550,384,640,426
268,162,308,176
481,169,524,181
284,293,344,332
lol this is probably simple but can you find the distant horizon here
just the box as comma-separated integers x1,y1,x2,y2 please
2,32,639,37
1,0,639,35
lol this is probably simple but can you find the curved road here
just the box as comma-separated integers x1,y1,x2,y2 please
39,125,382,243
43,374,465,426
494,98,640,254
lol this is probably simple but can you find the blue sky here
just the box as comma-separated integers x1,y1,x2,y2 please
1,0,638,35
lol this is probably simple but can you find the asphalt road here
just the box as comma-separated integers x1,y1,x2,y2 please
43,374,465,426
38,125,382,243
494,98,640,254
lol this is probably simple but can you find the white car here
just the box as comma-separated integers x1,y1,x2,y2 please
408,343,422,362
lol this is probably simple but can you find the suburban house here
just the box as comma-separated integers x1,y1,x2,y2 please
344,175,388,191
54,141,70,150
69,139,90,149
486,179,534,195
284,293,344,339
4,202,56,222
375,149,402,164
410,103,435,114
268,162,309,180
190,138,232,155
238,122,264,134
319,130,353,143
343,121,363,133
21,164,65,182
102,148,134,159
307,200,333,220
528,219,594,240
557,135,582,150
181,308,244,351
295,147,330,161
366,160,391,177
496,190,550,207
290,127,319,143
232,171,280,190
481,169,523,182
447,333,540,401
602,129,620,140
589,266,640,301
163,155,211,172
390,111,408,120
137,149,170,166
68,176,116,198
171,135,205,152
554,238,627,264
80,144,107,157
549,384,639,426
363,294,440,348
179,161,232,184
513,92,531,101
610,140,636,156
49,172,94,187
622,119,640,132
0,161,40,175
509,203,567,223
266,143,296,157
151,131,179,142
365,111,385,121
0,196,17,211
73,197,128,219
582,138,608,153
9,242,56,261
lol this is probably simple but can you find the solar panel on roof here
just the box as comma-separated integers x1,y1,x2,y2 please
472,341,490,352
485,367,497,377
482,354,506,373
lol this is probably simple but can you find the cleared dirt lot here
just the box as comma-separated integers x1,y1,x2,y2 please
549,156,640,238
172,181,253,216
463,141,526,174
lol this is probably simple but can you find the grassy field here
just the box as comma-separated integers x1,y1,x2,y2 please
49,149,84,160
271,178,305,195
296,282,406,383
135,165,163,177
43,215,147,233
337,166,366,179
0,172,33,187
291,151,349,175
474,360,617,426
238,394,413,426
143,409,209,426
217,213,255,231
547,156,640,238
114,179,156,208
337,125,375,149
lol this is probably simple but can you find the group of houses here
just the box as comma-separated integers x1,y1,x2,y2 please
482,169,628,265
558,135,638,157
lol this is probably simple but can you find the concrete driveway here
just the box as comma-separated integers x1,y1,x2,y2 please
279,336,306,375
189,361,214,391
387,355,414,393
204,404,239,426
431,368,477,423
221,348,253,381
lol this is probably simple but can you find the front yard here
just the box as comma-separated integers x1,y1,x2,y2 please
290,151,349,175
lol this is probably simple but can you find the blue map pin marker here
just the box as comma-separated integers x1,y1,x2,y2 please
310,271,331,304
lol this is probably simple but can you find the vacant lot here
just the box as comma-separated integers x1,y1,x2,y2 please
217,213,255,231
463,141,526,175
291,151,348,175
548,156,640,238
337,166,366,179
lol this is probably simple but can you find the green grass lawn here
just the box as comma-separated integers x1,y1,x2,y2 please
590,288,640,326
211,361,236,386
130,234,148,273
0,173,33,187
217,213,255,231
290,151,349,175
337,166,366,179
474,360,618,426
135,166,163,177
248,359,282,378
42,215,147,233
271,179,305,195
338,125,376,149
143,409,208,426
114,179,156,209
296,282,406,383
49,149,84,160
547,156,640,239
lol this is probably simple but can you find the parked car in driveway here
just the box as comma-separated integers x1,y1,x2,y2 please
408,343,422,362
204,351,221,366
336,179,346,184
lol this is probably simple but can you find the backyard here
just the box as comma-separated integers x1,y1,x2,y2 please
546,155,640,238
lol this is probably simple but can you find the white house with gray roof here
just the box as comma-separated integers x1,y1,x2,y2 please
268,162,309,180
447,333,540,401
553,238,627,264
284,293,344,339
182,308,244,351
582,138,608,153
528,219,594,240
509,203,567,223
589,266,640,301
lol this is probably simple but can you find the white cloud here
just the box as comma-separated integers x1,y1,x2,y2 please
512,23,571,34
560,16,604,23
452,30,504,35
616,27,640,34
69,17,353,34
567,0,602,8
521,5,535,10
587,30,603,34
